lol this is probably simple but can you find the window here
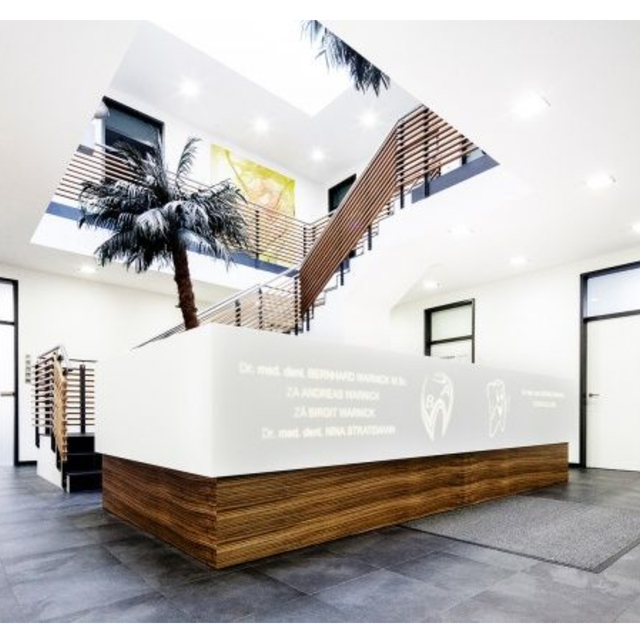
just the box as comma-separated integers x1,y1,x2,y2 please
103,98,163,153
585,264,640,318
328,174,356,212
424,300,475,363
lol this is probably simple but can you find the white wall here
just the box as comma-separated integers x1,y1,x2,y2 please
0,262,192,464
390,245,640,463
105,88,326,223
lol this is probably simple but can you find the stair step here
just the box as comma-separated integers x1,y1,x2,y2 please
64,452,102,473
66,433,95,454
66,470,102,493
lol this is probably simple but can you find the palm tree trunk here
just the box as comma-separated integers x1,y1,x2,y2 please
171,243,199,330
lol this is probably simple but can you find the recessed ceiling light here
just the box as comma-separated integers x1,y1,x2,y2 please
632,222,640,234
359,110,378,128
510,256,529,267
311,148,325,162
253,117,269,134
448,224,473,237
513,92,550,119
586,173,616,190
423,280,441,291
79,265,96,275
179,79,200,98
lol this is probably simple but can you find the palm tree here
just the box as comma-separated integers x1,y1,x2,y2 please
302,21,390,95
78,138,248,331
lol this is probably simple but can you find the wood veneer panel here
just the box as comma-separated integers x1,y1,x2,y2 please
102,443,567,569
102,456,218,565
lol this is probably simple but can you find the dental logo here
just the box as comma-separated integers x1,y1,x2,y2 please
487,379,508,437
420,372,454,441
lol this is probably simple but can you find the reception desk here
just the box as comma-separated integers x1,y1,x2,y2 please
97,325,572,568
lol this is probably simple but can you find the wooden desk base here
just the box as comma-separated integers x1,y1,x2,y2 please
103,443,567,568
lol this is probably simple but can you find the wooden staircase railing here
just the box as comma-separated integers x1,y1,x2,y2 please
33,347,96,467
55,144,328,269
136,104,479,347
299,106,476,313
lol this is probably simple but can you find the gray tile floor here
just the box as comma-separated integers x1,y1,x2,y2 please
1,466,640,622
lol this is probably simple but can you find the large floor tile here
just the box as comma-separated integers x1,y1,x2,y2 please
256,547,376,595
440,571,629,622
50,593,193,623
315,568,462,622
106,537,214,589
442,540,538,571
0,527,95,561
0,585,26,623
325,527,448,568
247,595,351,623
389,551,515,600
527,560,640,600
3,544,122,586
11,562,154,621
162,568,303,622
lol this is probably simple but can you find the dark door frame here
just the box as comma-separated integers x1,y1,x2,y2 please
0,277,23,466
424,299,476,363
579,260,640,468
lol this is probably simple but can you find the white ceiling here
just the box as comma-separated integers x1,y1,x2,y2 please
110,22,419,184
325,21,640,305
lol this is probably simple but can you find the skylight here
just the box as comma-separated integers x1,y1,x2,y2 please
153,20,351,116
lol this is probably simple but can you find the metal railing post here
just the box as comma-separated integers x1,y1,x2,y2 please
235,299,242,327
294,276,301,335
79,364,86,434
258,288,264,330
255,210,261,263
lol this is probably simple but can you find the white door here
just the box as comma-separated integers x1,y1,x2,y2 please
0,281,16,466
587,314,640,471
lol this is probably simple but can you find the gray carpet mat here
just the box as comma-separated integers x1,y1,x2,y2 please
403,495,640,572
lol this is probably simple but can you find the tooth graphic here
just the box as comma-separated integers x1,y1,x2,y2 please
487,379,508,437
420,372,454,441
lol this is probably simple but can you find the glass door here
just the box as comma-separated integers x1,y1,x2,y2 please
0,279,17,466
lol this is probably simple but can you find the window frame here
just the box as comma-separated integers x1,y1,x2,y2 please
102,96,165,151
424,299,476,363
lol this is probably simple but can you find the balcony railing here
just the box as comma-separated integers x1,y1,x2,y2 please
55,144,329,269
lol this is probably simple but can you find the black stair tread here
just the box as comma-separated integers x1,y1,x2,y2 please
67,433,95,438
66,470,102,478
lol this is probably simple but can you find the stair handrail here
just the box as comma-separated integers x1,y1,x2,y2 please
135,266,301,347
135,104,479,346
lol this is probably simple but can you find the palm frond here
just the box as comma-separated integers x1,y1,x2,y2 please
301,20,390,95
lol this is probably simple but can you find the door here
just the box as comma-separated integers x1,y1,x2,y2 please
587,315,640,471
0,279,17,466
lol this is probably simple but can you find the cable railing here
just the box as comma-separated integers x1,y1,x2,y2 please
55,143,329,269
137,105,479,347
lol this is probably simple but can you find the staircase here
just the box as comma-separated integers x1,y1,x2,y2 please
33,347,100,492
138,105,488,347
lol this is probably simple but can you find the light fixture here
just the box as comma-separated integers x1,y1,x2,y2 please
423,280,441,291
510,256,529,267
586,173,616,190
179,79,200,98
512,92,550,119
359,110,378,128
253,117,270,134
632,222,640,234
311,148,325,162
79,265,96,275
448,224,473,237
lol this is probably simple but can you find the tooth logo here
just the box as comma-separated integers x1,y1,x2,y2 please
487,379,508,437
420,372,454,441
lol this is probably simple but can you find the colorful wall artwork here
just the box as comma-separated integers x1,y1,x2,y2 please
211,145,296,217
